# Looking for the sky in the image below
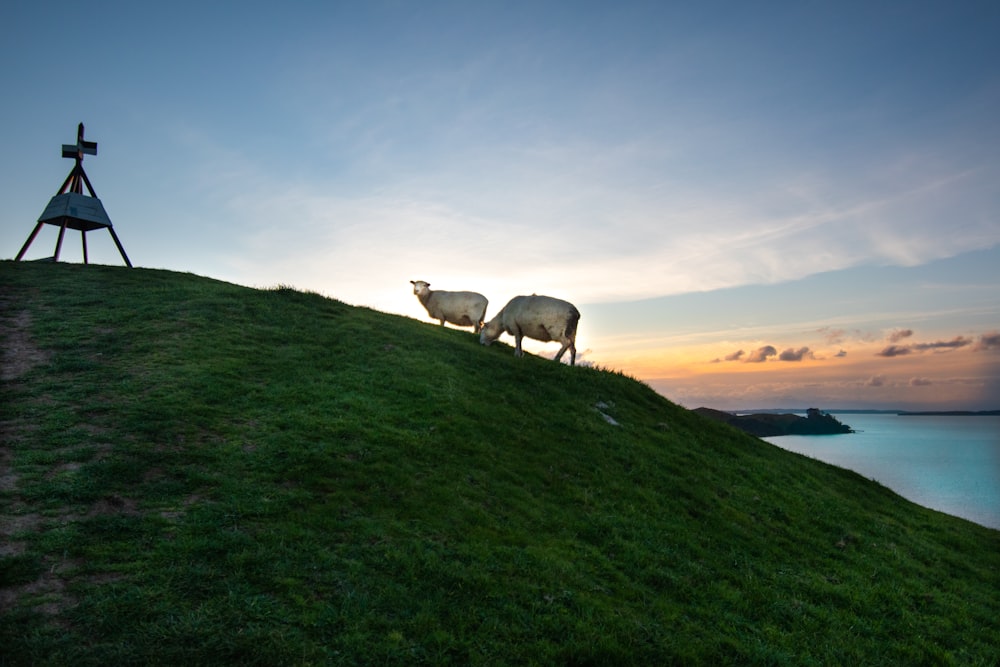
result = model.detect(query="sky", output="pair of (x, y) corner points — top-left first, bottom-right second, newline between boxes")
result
(2, 1), (998, 411)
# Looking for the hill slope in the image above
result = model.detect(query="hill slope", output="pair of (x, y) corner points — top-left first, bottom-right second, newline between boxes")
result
(1, 261), (998, 665)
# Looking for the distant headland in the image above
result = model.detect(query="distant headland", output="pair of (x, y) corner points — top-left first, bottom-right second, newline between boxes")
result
(897, 410), (1000, 416)
(693, 407), (854, 437)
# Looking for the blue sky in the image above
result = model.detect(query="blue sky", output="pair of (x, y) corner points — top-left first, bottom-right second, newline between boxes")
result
(3, 1), (998, 410)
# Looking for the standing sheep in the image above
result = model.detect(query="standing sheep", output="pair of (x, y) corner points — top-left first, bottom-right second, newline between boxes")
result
(410, 280), (489, 333)
(480, 295), (580, 365)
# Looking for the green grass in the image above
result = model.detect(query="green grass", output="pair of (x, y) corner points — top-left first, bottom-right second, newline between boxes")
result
(1, 260), (998, 666)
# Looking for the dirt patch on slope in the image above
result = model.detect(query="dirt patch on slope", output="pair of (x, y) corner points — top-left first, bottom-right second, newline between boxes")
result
(0, 302), (51, 382)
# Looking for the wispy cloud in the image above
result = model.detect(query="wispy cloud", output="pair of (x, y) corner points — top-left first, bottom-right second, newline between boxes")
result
(913, 337), (973, 352)
(746, 346), (778, 363)
(878, 336), (974, 357)
(169, 52), (1000, 309)
(973, 332), (1000, 351)
(779, 347), (814, 362)
(865, 375), (886, 387)
(888, 328), (914, 343)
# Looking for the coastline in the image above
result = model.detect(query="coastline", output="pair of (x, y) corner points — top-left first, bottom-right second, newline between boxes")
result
(762, 413), (1000, 530)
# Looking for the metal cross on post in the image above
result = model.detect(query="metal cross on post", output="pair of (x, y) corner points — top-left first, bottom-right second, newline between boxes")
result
(64, 122), (98, 158)
(15, 123), (132, 267)
(59, 122), (99, 194)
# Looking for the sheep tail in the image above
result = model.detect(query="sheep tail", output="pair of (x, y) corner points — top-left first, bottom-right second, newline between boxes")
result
(566, 307), (580, 339)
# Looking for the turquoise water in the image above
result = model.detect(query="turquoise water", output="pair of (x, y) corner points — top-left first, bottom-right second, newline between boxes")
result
(763, 414), (1000, 530)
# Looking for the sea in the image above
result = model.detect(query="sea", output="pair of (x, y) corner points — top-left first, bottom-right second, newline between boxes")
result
(761, 413), (1000, 531)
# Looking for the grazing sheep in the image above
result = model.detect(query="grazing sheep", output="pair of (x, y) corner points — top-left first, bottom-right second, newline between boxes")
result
(410, 280), (489, 333)
(480, 295), (580, 365)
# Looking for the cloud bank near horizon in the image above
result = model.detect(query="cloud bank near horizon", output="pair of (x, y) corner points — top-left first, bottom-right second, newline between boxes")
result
(710, 329), (999, 366)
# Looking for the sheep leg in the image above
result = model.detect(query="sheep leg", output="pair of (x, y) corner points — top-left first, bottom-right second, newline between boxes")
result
(514, 332), (524, 357)
(554, 340), (576, 366)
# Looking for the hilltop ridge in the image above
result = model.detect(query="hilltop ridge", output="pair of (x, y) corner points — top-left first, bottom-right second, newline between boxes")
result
(1, 260), (997, 665)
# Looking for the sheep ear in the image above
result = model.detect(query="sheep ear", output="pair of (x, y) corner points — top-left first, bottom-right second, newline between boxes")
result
(409, 280), (416, 285)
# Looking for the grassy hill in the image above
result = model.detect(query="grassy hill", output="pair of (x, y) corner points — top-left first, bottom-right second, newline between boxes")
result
(1, 260), (998, 666)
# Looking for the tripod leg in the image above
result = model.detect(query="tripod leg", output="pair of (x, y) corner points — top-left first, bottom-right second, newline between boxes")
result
(15, 222), (45, 261)
(53, 222), (68, 262)
(108, 228), (133, 268)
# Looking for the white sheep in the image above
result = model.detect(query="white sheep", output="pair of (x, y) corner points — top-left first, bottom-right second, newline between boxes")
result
(410, 280), (489, 333)
(479, 295), (580, 365)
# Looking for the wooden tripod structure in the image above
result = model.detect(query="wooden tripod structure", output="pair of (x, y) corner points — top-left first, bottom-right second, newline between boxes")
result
(15, 123), (132, 267)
